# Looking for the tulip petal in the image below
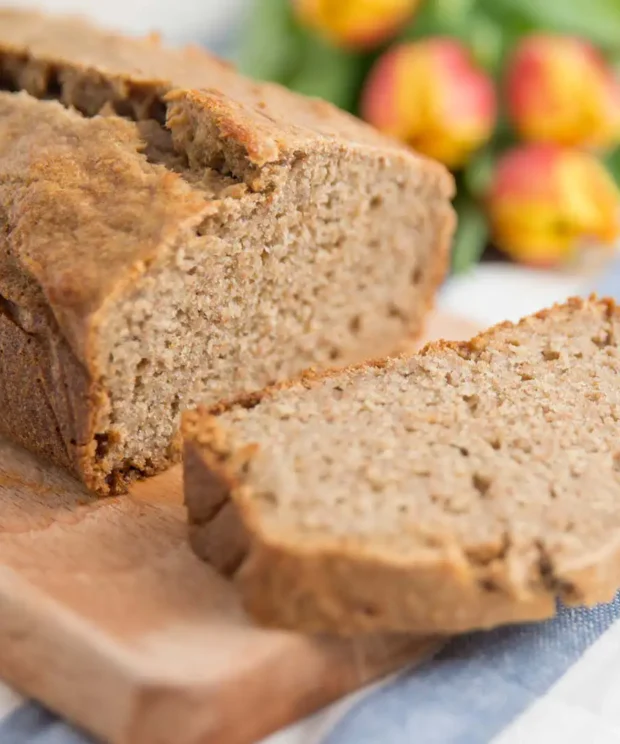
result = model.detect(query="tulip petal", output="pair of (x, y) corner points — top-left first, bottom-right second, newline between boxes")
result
(507, 34), (620, 150)
(295, 0), (419, 49)
(488, 144), (620, 267)
(362, 39), (496, 167)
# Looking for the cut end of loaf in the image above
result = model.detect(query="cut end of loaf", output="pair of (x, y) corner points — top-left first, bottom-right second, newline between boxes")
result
(87, 124), (452, 495)
(0, 12), (455, 496)
(185, 296), (620, 636)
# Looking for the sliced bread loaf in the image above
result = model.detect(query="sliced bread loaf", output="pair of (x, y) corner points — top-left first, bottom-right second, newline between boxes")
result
(0, 11), (454, 495)
(184, 297), (620, 635)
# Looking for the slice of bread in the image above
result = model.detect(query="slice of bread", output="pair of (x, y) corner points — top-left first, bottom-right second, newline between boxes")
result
(184, 297), (620, 635)
(0, 10), (454, 495)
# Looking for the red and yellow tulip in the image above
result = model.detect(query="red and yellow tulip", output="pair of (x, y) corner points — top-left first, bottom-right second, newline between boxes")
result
(487, 144), (620, 267)
(506, 35), (620, 151)
(361, 39), (497, 168)
(293, 0), (420, 50)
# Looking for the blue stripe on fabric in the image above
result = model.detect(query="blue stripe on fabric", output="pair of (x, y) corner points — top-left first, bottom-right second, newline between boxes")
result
(15, 602), (617, 744)
(0, 704), (93, 744)
(325, 597), (620, 744)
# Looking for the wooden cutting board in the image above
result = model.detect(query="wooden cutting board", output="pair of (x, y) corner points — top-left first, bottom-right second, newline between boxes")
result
(0, 311), (478, 744)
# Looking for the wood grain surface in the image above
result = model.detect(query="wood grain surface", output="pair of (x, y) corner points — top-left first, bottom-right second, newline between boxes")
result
(0, 311), (478, 744)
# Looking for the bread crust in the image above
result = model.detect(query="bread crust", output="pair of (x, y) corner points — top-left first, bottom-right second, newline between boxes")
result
(0, 9), (454, 495)
(184, 296), (620, 635)
(0, 7), (453, 181)
(0, 92), (210, 492)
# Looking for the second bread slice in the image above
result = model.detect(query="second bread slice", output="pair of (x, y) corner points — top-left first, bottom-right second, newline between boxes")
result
(184, 297), (620, 635)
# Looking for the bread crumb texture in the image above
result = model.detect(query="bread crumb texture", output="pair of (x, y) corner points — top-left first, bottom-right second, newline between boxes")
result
(0, 9), (454, 494)
(185, 297), (620, 635)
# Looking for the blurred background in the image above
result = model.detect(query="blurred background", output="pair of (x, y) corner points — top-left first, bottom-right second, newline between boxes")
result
(235, 0), (620, 278)
(1, 0), (247, 47)
(4, 0), (620, 323)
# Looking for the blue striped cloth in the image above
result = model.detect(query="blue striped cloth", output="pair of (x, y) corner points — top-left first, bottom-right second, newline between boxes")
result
(1, 261), (620, 744)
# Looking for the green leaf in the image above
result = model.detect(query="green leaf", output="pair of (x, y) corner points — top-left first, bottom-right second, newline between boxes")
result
(487, 0), (620, 53)
(467, 12), (507, 76)
(237, 0), (302, 84)
(401, 0), (477, 40)
(463, 148), (497, 198)
(400, 3), (508, 78)
(451, 197), (489, 274)
(287, 33), (365, 112)
(603, 148), (620, 187)
(476, 0), (537, 36)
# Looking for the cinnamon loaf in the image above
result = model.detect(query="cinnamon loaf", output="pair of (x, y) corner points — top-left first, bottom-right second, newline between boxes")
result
(0, 10), (454, 494)
(184, 297), (620, 635)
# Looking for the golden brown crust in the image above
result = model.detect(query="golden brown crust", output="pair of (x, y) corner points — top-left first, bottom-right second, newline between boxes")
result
(0, 92), (210, 349)
(0, 93), (209, 491)
(183, 410), (559, 635)
(417, 294), (616, 359)
(0, 310), (75, 471)
(0, 9), (454, 495)
(0, 7), (453, 190)
(184, 296), (620, 635)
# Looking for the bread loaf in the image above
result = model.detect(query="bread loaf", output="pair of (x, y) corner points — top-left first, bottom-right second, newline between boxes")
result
(184, 297), (620, 635)
(0, 10), (454, 494)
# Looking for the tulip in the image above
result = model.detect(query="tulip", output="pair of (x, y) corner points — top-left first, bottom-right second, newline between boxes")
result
(293, 0), (420, 50)
(361, 39), (497, 168)
(506, 35), (620, 151)
(487, 144), (620, 267)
